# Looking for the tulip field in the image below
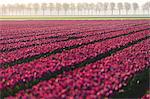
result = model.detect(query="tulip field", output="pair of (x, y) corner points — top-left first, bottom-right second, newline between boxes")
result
(0, 20), (150, 98)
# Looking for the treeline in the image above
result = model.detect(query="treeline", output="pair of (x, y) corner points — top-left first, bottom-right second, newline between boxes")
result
(0, 2), (150, 16)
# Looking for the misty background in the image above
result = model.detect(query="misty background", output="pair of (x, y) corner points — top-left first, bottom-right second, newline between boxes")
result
(0, 0), (149, 16)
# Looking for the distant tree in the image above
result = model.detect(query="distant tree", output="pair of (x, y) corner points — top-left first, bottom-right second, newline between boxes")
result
(89, 3), (95, 15)
(27, 3), (32, 15)
(117, 3), (123, 15)
(103, 2), (109, 14)
(20, 4), (26, 15)
(15, 4), (22, 15)
(48, 3), (54, 15)
(11, 4), (16, 15)
(132, 3), (139, 14)
(142, 2), (150, 15)
(147, 2), (150, 14)
(33, 3), (39, 15)
(110, 2), (115, 15)
(55, 3), (62, 16)
(6, 4), (12, 15)
(1, 2), (146, 16)
(12, 4), (17, 15)
(62, 3), (70, 15)
(70, 3), (76, 15)
(124, 2), (131, 15)
(142, 4), (146, 15)
(2, 4), (7, 16)
(0, 5), (1, 14)
(77, 3), (83, 15)
(96, 2), (103, 15)
(41, 3), (47, 16)
(82, 3), (88, 15)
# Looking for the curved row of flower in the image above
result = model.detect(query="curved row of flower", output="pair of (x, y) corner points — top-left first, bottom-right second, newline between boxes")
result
(0, 24), (149, 65)
(0, 29), (148, 92)
(0, 22), (107, 43)
(1, 20), (135, 35)
(0, 23), (119, 48)
(0, 21), (136, 48)
(0, 21), (114, 39)
(0, 20), (88, 34)
(6, 38), (150, 98)
(1, 20), (146, 45)
(0, 20), (149, 98)
(0, 20), (103, 31)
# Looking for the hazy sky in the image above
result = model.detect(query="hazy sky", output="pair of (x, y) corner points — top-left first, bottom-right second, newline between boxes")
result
(0, 0), (149, 5)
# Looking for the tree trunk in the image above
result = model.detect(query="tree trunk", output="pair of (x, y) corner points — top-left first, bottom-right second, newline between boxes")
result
(119, 9), (121, 15)
(49, 9), (53, 16)
(8, 8), (10, 15)
(78, 10), (80, 16)
(88, 10), (90, 15)
(126, 10), (128, 15)
(22, 9), (23, 15)
(57, 10), (59, 16)
(43, 9), (45, 16)
(65, 10), (67, 15)
(104, 10), (106, 15)
(112, 10), (113, 15)
(72, 10), (74, 16)
(29, 9), (32, 16)
(99, 10), (101, 15)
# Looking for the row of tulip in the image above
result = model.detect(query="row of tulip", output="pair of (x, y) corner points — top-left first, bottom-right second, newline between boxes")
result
(0, 20), (88, 31)
(0, 20), (137, 46)
(0, 20), (149, 98)
(0, 24), (149, 65)
(0, 29), (148, 92)
(1, 20), (135, 33)
(0, 20), (113, 38)
(1, 20), (146, 43)
(6, 37), (150, 98)
(0, 22), (106, 42)
(0, 23), (121, 48)
(1, 20), (105, 30)
(2, 20), (146, 32)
